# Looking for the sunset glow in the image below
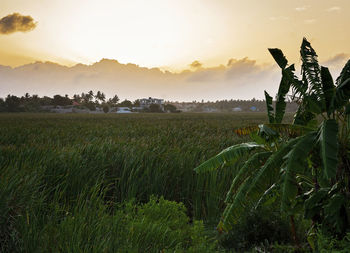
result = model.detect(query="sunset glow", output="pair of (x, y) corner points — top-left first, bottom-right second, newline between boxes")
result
(1, 0), (349, 70)
(0, 0), (349, 101)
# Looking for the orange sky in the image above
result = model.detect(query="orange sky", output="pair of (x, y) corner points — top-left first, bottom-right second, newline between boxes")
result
(0, 0), (349, 71)
(0, 0), (349, 101)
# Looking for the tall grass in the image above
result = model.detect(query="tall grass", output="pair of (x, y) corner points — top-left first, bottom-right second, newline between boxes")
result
(0, 113), (269, 251)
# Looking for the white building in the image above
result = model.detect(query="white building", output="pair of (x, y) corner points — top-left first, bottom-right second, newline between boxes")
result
(203, 106), (218, 113)
(51, 105), (73, 113)
(116, 107), (133, 113)
(232, 107), (242, 112)
(139, 97), (164, 110)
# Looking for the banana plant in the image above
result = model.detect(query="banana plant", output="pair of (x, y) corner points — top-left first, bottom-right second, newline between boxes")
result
(195, 38), (350, 238)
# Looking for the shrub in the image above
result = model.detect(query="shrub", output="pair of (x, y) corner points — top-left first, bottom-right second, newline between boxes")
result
(218, 207), (293, 252)
(119, 196), (218, 252)
(103, 105), (109, 113)
(164, 104), (177, 113)
(149, 104), (163, 112)
(84, 102), (96, 111)
(315, 231), (350, 252)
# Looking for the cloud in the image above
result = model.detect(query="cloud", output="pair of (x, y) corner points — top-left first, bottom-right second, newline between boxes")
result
(327, 6), (341, 12)
(189, 60), (203, 69)
(186, 57), (263, 83)
(226, 57), (261, 77)
(0, 13), (37, 35)
(0, 58), (282, 101)
(321, 53), (349, 77)
(322, 53), (349, 67)
(269, 16), (289, 21)
(295, 6), (308, 12)
(304, 19), (316, 24)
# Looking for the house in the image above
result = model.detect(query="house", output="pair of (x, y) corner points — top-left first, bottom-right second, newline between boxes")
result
(116, 107), (133, 113)
(72, 107), (90, 113)
(132, 106), (143, 112)
(89, 107), (104, 114)
(51, 105), (73, 113)
(250, 106), (258, 112)
(202, 106), (218, 113)
(232, 107), (242, 112)
(139, 97), (164, 110)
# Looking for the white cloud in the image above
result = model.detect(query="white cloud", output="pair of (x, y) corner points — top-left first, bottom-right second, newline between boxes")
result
(322, 53), (349, 67)
(269, 16), (289, 21)
(0, 58), (281, 101)
(327, 6), (341, 12)
(304, 19), (316, 24)
(295, 6), (308, 12)
(321, 53), (349, 77)
(1, 53), (347, 102)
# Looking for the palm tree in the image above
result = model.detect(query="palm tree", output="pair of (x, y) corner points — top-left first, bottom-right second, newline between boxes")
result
(95, 91), (106, 104)
(195, 38), (350, 242)
(108, 95), (119, 106)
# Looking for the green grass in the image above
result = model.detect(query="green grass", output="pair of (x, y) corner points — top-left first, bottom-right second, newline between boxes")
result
(0, 112), (285, 251)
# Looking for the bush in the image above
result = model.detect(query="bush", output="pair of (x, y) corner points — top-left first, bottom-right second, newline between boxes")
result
(315, 231), (350, 252)
(149, 104), (163, 112)
(118, 196), (218, 252)
(1, 187), (218, 252)
(218, 207), (293, 252)
(84, 102), (96, 111)
(164, 104), (178, 113)
(0, 113), (265, 251)
(103, 105), (109, 113)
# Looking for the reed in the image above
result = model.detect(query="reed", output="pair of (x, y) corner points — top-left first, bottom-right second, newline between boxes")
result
(0, 112), (268, 251)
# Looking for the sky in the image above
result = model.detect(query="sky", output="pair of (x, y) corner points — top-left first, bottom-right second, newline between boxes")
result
(0, 0), (349, 100)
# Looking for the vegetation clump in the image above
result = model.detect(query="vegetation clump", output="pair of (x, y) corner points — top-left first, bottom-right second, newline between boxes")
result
(195, 38), (350, 251)
(1, 38), (349, 251)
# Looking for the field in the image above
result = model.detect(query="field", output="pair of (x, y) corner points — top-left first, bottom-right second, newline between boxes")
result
(1, 113), (294, 252)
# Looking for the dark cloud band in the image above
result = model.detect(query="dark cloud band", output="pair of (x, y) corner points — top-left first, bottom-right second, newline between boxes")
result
(0, 13), (37, 35)
(189, 60), (203, 69)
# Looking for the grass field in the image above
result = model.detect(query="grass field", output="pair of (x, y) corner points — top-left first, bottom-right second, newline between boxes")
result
(1, 112), (291, 252)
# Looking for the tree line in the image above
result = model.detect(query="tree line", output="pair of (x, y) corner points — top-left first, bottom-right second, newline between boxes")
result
(0, 91), (180, 113)
(0, 91), (120, 112)
(0, 90), (298, 113)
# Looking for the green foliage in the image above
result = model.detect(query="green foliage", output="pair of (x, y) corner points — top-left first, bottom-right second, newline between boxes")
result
(119, 196), (218, 252)
(102, 104), (109, 113)
(268, 48), (288, 69)
(316, 231), (350, 252)
(275, 73), (291, 123)
(336, 60), (350, 86)
(267, 48), (294, 124)
(219, 207), (292, 252)
(300, 37), (322, 96)
(16, 192), (217, 252)
(264, 91), (275, 123)
(148, 103), (163, 112)
(1, 113), (268, 251)
(52, 94), (71, 106)
(220, 138), (299, 229)
(164, 103), (178, 113)
(281, 132), (317, 212)
(118, 99), (132, 107)
(333, 78), (350, 111)
(194, 142), (263, 173)
(318, 119), (339, 179)
(84, 102), (96, 111)
(320, 66), (335, 115)
(195, 38), (350, 249)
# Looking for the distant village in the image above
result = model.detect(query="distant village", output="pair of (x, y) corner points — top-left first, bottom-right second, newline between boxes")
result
(0, 91), (298, 113)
